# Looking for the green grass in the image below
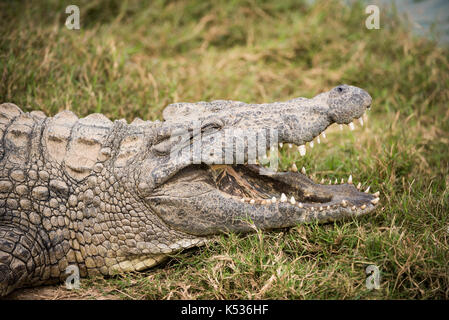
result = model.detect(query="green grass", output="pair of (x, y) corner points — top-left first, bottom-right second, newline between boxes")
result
(1, 0), (448, 299)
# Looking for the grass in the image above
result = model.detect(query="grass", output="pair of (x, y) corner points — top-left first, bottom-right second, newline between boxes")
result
(1, 0), (448, 299)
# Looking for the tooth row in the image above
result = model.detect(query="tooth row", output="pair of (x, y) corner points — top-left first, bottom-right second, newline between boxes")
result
(238, 193), (380, 209)
(275, 114), (367, 160)
(287, 168), (376, 197)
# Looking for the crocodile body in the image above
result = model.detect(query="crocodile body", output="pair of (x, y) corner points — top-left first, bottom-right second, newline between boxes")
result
(0, 84), (378, 296)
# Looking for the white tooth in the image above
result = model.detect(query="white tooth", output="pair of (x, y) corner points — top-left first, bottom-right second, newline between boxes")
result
(341, 178), (344, 184)
(334, 178), (338, 184)
(364, 186), (370, 193)
(301, 167), (306, 175)
(328, 180), (332, 185)
(279, 142), (283, 148)
(373, 191), (380, 197)
(361, 204), (366, 209)
(291, 163), (298, 172)
(298, 202), (303, 208)
(371, 198), (379, 204)
(348, 175), (353, 184)
(309, 141), (314, 148)
(298, 145), (306, 156)
(261, 200), (267, 205)
(341, 200), (348, 207)
(311, 207), (315, 211)
(240, 198), (245, 203)
(290, 196), (296, 204)
(280, 193), (287, 202)
(339, 124), (343, 131)
(327, 206), (330, 210)
(320, 178), (325, 183)
(351, 206), (356, 210)
(288, 143), (293, 148)
(317, 137), (321, 144)
(250, 199), (255, 204)
(322, 132), (326, 139)
(349, 122), (355, 131)
(359, 117), (364, 126)
(319, 206), (323, 211)
(357, 182), (361, 189)
(271, 197), (277, 203)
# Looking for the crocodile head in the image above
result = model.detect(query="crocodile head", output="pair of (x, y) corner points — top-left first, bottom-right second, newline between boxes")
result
(141, 84), (378, 236)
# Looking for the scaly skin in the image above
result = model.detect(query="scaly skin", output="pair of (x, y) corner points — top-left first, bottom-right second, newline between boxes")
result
(0, 84), (378, 296)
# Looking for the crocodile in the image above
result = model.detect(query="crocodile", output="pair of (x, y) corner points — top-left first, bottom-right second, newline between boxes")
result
(0, 84), (379, 296)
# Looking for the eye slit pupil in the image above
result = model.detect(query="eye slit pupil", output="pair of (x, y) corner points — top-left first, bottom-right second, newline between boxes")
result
(337, 86), (344, 93)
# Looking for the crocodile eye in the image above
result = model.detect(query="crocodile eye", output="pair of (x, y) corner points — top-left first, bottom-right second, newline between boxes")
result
(337, 86), (344, 93)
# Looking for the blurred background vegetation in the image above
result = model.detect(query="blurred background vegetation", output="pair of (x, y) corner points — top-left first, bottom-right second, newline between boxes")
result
(1, 0), (448, 299)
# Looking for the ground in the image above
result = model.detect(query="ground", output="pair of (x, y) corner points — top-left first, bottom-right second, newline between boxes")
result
(1, 0), (448, 299)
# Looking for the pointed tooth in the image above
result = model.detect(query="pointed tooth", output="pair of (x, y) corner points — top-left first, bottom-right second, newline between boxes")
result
(240, 198), (245, 203)
(309, 141), (314, 148)
(279, 142), (283, 148)
(351, 206), (356, 211)
(298, 145), (306, 156)
(326, 205), (330, 210)
(280, 193), (287, 202)
(359, 117), (364, 126)
(317, 136), (321, 144)
(348, 175), (353, 184)
(339, 124), (343, 131)
(341, 200), (348, 207)
(301, 166), (306, 175)
(371, 198), (379, 205)
(319, 206), (323, 211)
(250, 199), (255, 204)
(290, 196), (296, 205)
(271, 197), (277, 203)
(320, 178), (325, 183)
(334, 178), (338, 184)
(341, 178), (344, 184)
(328, 179), (332, 185)
(357, 182), (361, 189)
(361, 204), (366, 210)
(349, 122), (355, 130)
(364, 186), (370, 193)
(288, 143), (293, 148)
(298, 202), (303, 208)
(310, 207), (315, 211)
(321, 132), (326, 139)
(373, 191), (380, 197)
(291, 163), (298, 172)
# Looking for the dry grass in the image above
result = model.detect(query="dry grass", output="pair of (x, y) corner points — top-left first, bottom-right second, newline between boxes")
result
(1, 0), (448, 299)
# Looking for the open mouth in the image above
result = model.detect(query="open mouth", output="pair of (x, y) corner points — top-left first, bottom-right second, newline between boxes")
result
(154, 110), (379, 223)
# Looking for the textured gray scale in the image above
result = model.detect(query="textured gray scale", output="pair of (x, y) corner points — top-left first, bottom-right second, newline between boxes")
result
(63, 113), (112, 180)
(43, 110), (78, 164)
(3, 113), (35, 165)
